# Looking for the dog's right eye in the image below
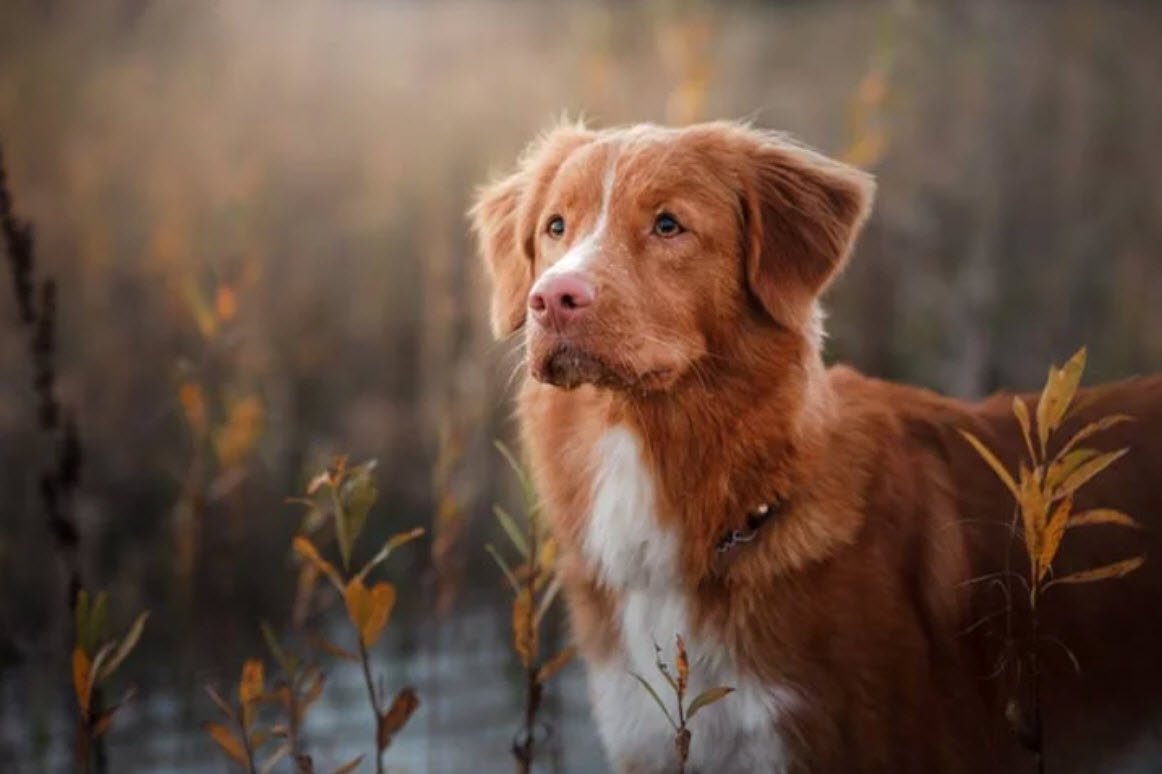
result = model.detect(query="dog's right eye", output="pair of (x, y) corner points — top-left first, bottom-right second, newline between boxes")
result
(547, 216), (565, 239)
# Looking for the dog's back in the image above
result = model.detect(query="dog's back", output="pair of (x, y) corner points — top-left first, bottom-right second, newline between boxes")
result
(891, 373), (1162, 771)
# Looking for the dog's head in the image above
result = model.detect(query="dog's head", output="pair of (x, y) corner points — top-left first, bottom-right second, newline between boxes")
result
(470, 121), (874, 393)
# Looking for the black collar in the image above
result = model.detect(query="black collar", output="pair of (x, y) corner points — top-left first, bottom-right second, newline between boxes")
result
(715, 499), (784, 554)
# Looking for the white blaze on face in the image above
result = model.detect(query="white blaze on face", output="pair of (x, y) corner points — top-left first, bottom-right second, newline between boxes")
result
(583, 425), (799, 773)
(530, 152), (619, 296)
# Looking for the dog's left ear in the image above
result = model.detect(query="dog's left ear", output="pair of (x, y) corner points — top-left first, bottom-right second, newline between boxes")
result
(741, 134), (875, 331)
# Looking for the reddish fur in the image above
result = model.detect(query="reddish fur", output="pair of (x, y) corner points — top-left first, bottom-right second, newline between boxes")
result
(471, 121), (1162, 773)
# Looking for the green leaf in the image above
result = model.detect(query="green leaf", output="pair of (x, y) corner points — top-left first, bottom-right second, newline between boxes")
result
(332, 486), (352, 573)
(493, 505), (530, 559)
(494, 440), (529, 495)
(74, 589), (90, 653)
(97, 611), (149, 683)
(959, 430), (1018, 497)
(260, 621), (294, 676)
(495, 439), (539, 517)
(630, 672), (678, 730)
(686, 686), (735, 720)
(88, 592), (108, 656)
(330, 754), (364, 774)
(341, 462), (378, 553)
(652, 642), (678, 693)
(485, 544), (520, 593)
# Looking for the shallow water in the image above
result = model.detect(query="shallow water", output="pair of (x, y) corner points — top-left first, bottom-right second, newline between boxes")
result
(0, 604), (608, 773)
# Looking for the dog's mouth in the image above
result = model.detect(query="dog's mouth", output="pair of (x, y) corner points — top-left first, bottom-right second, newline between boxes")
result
(531, 342), (675, 393)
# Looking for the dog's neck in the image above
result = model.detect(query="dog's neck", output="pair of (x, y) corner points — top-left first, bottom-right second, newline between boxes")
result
(607, 325), (850, 582)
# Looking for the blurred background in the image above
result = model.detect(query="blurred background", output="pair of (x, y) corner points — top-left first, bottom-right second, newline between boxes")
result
(1, 0), (1160, 771)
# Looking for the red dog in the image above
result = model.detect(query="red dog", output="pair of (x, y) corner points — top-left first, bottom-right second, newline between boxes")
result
(471, 121), (1162, 773)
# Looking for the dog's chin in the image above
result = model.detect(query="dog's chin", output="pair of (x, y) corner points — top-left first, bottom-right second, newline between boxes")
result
(530, 343), (678, 394)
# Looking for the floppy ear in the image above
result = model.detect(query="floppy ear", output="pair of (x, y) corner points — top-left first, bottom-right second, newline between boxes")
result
(471, 172), (529, 338)
(741, 134), (875, 331)
(470, 125), (595, 338)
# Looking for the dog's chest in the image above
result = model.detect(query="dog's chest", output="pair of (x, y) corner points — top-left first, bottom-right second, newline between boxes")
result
(579, 426), (797, 773)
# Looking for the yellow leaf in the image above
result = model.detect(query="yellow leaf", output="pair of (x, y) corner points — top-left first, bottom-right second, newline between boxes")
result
(1059, 414), (1133, 457)
(91, 708), (116, 738)
(1038, 497), (1072, 582)
(1017, 466), (1046, 570)
(72, 647), (91, 714)
(1035, 365), (1058, 453)
(536, 647), (575, 685)
(344, 579), (396, 648)
(292, 536), (343, 591)
(215, 285), (238, 322)
(355, 527), (425, 583)
(306, 471), (332, 496)
(1036, 348), (1086, 451)
(1055, 448), (1128, 499)
(97, 611), (149, 683)
(377, 687), (419, 751)
(306, 631), (360, 663)
(1045, 556), (1145, 590)
(238, 659), (263, 730)
(239, 659), (265, 706)
(537, 537), (558, 576)
(178, 383), (207, 435)
(675, 635), (689, 697)
(203, 721), (248, 766)
(1045, 448), (1099, 494)
(686, 686), (735, 720)
(512, 586), (536, 668)
(1011, 397), (1036, 464)
(1067, 509), (1141, 529)
(182, 279), (218, 340)
(959, 430), (1018, 497)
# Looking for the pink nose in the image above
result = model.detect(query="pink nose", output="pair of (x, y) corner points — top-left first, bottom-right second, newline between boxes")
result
(528, 272), (596, 331)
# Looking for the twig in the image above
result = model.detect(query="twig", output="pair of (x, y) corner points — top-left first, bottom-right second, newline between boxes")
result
(1, 143), (94, 770)
(356, 637), (385, 774)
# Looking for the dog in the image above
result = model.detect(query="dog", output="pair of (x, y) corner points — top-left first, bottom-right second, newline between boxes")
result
(470, 121), (1162, 773)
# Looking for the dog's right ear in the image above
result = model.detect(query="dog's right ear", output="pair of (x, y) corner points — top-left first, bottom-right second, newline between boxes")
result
(470, 124), (594, 338)
(471, 171), (529, 338)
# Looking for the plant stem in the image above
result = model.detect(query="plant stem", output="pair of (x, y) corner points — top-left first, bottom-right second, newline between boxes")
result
(515, 498), (541, 774)
(3, 144), (99, 773)
(237, 711), (258, 774)
(286, 674), (303, 760)
(675, 675), (688, 773)
(1031, 598), (1045, 774)
(356, 637), (384, 774)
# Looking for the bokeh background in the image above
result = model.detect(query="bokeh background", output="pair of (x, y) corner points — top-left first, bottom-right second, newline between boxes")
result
(2, 0), (1161, 771)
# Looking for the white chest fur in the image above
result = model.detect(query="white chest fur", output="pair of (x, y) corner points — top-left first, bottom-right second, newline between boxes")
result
(581, 426), (797, 773)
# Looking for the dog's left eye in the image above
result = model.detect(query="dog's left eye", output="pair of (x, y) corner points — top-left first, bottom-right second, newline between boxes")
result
(653, 212), (683, 238)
